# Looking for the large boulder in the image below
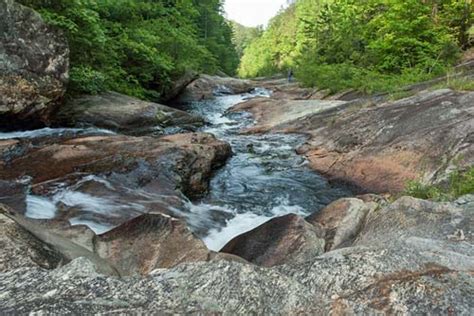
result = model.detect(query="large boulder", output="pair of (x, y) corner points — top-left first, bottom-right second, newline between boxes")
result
(354, 196), (473, 251)
(160, 70), (199, 103)
(94, 213), (210, 275)
(175, 75), (254, 103)
(52, 91), (204, 135)
(221, 214), (325, 267)
(306, 197), (379, 251)
(0, 214), (65, 272)
(0, 0), (69, 130)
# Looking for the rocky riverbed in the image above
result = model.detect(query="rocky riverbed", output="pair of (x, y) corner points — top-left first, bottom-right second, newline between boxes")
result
(1, 1), (473, 314)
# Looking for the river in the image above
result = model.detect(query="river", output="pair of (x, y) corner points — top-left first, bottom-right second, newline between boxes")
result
(1, 88), (351, 251)
(180, 89), (352, 250)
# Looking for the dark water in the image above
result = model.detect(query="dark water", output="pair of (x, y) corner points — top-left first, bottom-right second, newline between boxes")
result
(182, 89), (352, 250)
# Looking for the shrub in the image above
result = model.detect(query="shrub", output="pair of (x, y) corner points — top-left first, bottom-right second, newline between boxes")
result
(69, 66), (107, 95)
(404, 167), (474, 201)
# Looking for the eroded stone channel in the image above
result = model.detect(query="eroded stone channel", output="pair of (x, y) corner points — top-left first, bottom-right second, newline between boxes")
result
(0, 89), (352, 252)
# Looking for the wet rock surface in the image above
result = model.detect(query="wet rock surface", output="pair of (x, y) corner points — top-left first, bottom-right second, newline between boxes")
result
(1, 204), (211, 276)
(53, 91), (204, 135)
(0, 131), (231, 278)
(1, 195), (472, 314)
(0, 0), (69, 130)
(0, 132), (231, 197)
(232, 88), (474, 194)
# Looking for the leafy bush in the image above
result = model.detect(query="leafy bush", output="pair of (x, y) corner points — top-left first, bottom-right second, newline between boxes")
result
(69, 66), (107, 95)
(296, 63), (437, 94)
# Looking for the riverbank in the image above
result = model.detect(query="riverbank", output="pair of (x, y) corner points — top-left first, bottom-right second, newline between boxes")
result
(230, 73), (474, 195)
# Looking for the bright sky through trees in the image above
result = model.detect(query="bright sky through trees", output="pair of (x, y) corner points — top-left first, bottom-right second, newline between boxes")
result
(224, 0), (289, 27)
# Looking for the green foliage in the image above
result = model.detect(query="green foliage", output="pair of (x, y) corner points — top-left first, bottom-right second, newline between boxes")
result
(69, 65), (107, 95)
(239, 0), (471, 93)
(404, 167), (474, 201)
(404, 181), (448, 201)
(238, 4), (299, 77)
(450, 168), (474, 197)
(230, 21), (263, 58)
(19, 0), (238, 98)
(296, 63), (435, 94)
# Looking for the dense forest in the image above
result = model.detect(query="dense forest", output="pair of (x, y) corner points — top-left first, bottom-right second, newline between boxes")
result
(239, 0), (473, 93)
(18, 0), (239, 100)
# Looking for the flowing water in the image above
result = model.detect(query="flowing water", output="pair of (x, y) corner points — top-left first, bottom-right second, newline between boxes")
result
(0, 127), (115, 140)
(182, 89), (352, 250)
(2, 89), (351, 251)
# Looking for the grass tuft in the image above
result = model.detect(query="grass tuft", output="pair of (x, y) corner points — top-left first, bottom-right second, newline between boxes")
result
(404, 167), (474, 201)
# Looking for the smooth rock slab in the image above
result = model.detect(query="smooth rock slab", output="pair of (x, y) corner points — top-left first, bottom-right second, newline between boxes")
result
(53, 91), (204, 135)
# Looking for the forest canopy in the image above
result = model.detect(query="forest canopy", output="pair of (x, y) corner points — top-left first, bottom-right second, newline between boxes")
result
(18, 0), (239, 100)
(239, 0), (473, 93)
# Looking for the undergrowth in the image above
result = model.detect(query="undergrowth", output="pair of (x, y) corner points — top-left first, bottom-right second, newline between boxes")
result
(404, 167), (474, 201)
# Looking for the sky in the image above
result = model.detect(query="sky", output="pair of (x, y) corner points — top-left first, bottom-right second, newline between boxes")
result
(224, 0), (289, 27)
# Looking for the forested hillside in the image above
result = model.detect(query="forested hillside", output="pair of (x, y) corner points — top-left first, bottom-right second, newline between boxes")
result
(239, 0), (473, 93)
(18, 0), (239, 100)
(230, 21), (263, 58)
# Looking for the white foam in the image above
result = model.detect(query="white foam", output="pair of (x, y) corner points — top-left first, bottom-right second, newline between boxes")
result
(25, 195), (57, 219)
(0, 127), (115, 140)
(202, 197), (307, 251)
(171, 201), (235, 231)
(23, 175), (147, 233)
(206, 113), (233, 125)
